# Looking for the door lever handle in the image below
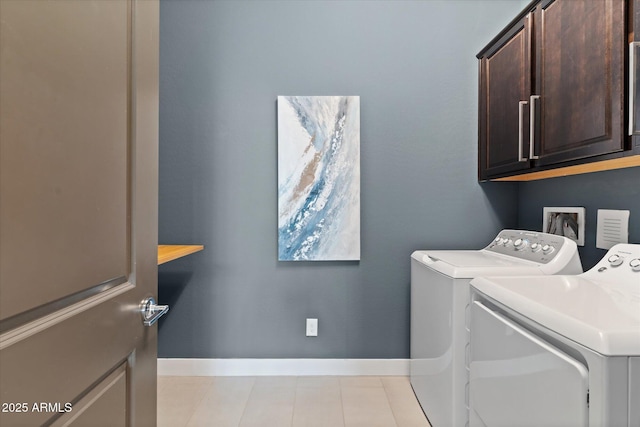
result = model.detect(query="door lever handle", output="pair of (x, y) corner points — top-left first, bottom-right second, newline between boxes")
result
(140, 297), (169, 326)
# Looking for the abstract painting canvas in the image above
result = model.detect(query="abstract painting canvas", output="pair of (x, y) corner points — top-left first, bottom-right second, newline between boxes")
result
(277, 96), (360, 261)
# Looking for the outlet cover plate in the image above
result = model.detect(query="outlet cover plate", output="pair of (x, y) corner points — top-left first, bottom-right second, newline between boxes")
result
(306, 318), (318, 337)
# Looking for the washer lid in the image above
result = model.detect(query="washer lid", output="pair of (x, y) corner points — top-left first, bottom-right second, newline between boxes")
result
(412, 250), (542, 279)
(471, 275), (640, 356)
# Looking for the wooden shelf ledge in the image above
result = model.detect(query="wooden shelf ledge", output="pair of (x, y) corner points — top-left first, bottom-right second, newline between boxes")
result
(158, 245), (204, 265)
(492, 155), (640, 182)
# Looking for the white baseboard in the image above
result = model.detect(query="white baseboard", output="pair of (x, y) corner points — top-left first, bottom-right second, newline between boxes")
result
(157, 358), (410, 377)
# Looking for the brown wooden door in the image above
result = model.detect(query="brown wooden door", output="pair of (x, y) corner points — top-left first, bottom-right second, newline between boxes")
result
(0, 1), (159, 426)
(478, 13), (533, 180)
(533, 0), (625, 165)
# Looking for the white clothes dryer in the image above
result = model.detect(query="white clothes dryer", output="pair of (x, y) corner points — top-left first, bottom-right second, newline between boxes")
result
(410, 229), (582, 427)
(469, 243), (640, 427)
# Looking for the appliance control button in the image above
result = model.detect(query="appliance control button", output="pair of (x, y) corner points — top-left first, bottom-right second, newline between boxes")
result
(542, 245), (555, 255)
(608, 254), (624, 266)
(494, 237), (502, 243)
(514, 239), (528, 250)
(608, 254), (624, 267)
(531, 243), (541, 252)
(503, 239), (512, 246)
(630, 258), (640, 272)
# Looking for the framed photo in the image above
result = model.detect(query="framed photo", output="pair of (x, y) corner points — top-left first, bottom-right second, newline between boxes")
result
(542, 207), (585, 246)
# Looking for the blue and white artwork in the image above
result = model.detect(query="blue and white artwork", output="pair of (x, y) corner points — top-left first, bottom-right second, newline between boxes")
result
(278, 96), (360, 261)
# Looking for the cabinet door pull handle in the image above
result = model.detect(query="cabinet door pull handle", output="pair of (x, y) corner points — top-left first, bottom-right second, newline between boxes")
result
(518, 100), (528, 162)
(529, 95), (540, 159)
(630, 42), (639, 136)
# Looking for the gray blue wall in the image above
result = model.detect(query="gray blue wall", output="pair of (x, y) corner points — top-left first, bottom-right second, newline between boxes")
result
(518, 167), (640, 270)
(157, 0), (528, 358)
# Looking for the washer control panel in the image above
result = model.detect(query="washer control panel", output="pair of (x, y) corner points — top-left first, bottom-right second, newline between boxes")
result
(485, 230), (569, 264)
(589, 244), (640, 277)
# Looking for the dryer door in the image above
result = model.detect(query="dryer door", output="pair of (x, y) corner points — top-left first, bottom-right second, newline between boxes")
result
(469, 300), (589, 427)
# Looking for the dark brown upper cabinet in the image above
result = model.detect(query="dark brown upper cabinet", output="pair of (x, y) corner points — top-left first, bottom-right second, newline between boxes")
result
(478, 0), (638, 181)
(478, 12), (532, 179)
(630, 1), (640, 149)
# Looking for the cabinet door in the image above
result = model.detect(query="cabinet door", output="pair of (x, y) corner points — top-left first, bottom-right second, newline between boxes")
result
(630, 3), (640, 153)
(533, 0), (625, 165)
(479, 14), (532, 180)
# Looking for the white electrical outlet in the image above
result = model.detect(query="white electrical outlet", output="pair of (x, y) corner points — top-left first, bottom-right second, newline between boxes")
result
(306, 318), (318, 337)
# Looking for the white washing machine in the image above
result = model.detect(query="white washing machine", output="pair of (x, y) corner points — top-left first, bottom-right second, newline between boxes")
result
(469, 243), (640, 427)
(410, 229), (582, 427)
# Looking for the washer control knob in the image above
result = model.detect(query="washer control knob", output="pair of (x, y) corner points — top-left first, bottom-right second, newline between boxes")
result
(495, 236), (502, 243)
(630, 258), (640, 272)
(608, 254), (624, 267)
(514, 238), (527, 250)
(503, 239), (512, 247)
(542, 244), (555, 255)
(531, 243), (541, 252)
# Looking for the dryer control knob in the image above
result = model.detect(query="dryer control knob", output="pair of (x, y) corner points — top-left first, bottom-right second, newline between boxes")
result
(608, 254), (624, 267)
(630, 258), (640, 272)
(514, 239), (528, 250)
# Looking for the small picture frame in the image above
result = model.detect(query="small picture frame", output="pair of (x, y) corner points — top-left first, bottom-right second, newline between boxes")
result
(542, 207), (585, 246)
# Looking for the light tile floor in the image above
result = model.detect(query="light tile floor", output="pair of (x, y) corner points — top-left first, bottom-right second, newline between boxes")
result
(158, 376), (431, 427)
